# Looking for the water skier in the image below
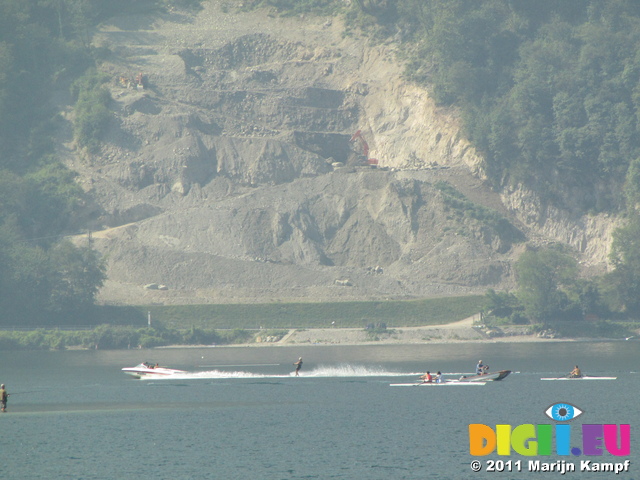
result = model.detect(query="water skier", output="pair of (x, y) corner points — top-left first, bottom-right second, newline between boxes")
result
(294, 357), (303, 376)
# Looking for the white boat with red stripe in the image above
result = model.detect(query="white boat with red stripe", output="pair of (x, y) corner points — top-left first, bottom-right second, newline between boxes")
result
(122, 362), (186, 379)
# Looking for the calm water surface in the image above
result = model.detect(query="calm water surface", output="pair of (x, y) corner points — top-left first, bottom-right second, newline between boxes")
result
(0, 341), (638, 480)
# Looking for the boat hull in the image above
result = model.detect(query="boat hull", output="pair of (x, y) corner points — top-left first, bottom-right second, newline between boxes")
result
(390, 381), (486, 386)
(541, 376), (617, 381)
(121, 364), (186, 379)
(459, 370), (511, 382)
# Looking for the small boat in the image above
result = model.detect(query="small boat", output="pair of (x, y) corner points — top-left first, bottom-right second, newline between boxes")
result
(390, 381), (487, 387)
(121, 363), (186, 379)
(458, 370), (511, 382)
(541, 375), (617, 381)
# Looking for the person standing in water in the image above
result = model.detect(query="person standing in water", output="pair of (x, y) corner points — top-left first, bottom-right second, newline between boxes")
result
(0, 384), (8, 412)
(294, 357), (303, 376)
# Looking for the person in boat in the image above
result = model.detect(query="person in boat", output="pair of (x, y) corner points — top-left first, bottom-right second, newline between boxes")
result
(569, 365), (582, 378)
(0, 384), (8, 412)
(294, 357), (303, 376)
(435, 371), (443, 383)
(420, 371), (433, 383)
(476, 360), (485, 375)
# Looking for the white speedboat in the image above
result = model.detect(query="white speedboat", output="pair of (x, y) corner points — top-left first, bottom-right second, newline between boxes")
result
(122, 363), (186, 379)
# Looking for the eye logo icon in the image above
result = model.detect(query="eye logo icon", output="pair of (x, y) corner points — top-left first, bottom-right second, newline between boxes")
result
(544, 402), (583, 422)
(471, 402), (630, 457)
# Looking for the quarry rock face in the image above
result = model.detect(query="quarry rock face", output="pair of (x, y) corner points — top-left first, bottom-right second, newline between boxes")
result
(64, 2), (615, 305)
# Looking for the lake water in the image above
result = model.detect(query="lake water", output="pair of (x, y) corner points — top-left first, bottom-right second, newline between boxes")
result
(0, 341), (638, 479)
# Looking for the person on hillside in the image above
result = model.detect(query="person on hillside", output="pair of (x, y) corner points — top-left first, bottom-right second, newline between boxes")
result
(1, 384), (8, 412)
(420, 371), (433, 383)
(569, 365), (582, 378)
(294, 357), (303, 376)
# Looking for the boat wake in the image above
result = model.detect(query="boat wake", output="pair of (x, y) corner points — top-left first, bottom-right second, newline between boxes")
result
(294, 365), (418, 378)
(139, 364), (422, 380)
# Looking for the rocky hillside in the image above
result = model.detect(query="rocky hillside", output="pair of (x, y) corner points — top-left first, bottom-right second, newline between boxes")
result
(63, 2), (617, 305)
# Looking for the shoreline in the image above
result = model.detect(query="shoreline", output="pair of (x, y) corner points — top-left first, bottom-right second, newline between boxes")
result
(157, 319), (625, 348)
(158, 333), (617, 349)
(245, 317), (586, 347)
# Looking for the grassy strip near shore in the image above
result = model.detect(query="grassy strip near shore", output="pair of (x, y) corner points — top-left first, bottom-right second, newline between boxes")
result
(0, 325), (257, 351)
(141, 296), (485, 329)
(0, 296), (486, 350)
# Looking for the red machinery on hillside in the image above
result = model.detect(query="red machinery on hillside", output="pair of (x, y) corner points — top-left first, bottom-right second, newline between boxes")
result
(349, 130), (379, 167)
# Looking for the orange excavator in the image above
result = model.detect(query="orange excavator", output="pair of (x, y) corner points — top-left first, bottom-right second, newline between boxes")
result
(349, 130), (379, 167)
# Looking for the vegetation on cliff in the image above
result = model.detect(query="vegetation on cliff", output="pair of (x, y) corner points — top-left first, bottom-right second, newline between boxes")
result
(0, 0), (183, 325)
(388, 1), (640, 216)
(396, 0), (640, 322)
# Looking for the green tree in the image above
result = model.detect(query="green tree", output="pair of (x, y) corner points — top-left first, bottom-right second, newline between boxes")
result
(23, 158), (84, 240)
(71, 68), (111, 152)
(391, 0), (640, 214)
(515, 248), (578, 323)
(567, 278), (607, 319)
(0, 0), (182, 326)
(623, 157), (640, 212)
(607, 215), (640, 314)
(483, 288), (523, 321)
(47, 240), (106, 314)
(5, 241), (52, 322)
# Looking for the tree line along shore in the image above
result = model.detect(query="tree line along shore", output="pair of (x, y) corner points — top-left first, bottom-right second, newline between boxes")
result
(1, 295), (636, 350)
(0, 296), (485, 350)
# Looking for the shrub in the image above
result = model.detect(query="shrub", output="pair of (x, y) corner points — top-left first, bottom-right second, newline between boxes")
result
(138, 335), (166, 348)
(71, 69), (112, 152)
(218, 329), (253, 344)
(242, 0), (344, 16)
